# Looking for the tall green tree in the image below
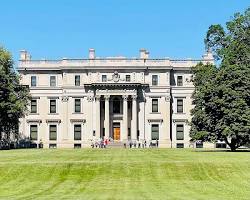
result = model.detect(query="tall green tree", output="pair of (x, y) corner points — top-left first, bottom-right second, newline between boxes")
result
(0, 47), (30, 144)
(190, 8), (250, 151)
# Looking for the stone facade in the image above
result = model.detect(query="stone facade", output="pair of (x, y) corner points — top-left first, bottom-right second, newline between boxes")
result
(18, 49), (214, 148)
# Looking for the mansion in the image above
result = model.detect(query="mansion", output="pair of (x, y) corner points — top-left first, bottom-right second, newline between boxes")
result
(18, 49), (214, 148)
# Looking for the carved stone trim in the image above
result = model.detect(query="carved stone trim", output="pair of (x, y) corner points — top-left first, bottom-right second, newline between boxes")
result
(173, 119), (188, 124)
(148, 119), (163, 123)
(70, 119), (86, 123)
(26, 119), (42, 124)
(46, 119), (61, 123)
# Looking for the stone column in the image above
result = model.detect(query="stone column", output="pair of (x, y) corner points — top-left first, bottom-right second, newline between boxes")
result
(104, 95), (110, 139)
(139, 95), (145, 141)
(95, 95), (101, 139)
(160, 95), (171, 147)
(122, 95), (128, 141)
(131, 95), (137, 141)
(62, 96), (69, 140)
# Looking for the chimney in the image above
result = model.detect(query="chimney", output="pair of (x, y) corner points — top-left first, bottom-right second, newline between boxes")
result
(20, 50), (31, 61)
(89, 48), (95, 59)
(140, 49), (149, 59)
(202, 49), (214, 64)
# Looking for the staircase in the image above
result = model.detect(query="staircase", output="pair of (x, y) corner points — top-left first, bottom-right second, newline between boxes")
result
(107, 141), (125, 148)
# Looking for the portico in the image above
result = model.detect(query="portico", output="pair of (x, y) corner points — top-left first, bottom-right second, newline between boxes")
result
(86, 84), (143, 142)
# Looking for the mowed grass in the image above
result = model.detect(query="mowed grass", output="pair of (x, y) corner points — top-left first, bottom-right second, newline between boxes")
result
(0, 149), (249, 200)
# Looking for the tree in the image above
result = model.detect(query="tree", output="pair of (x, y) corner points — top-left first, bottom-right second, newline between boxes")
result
(0, 47), (30, 147)
(190, 8), (250, 151)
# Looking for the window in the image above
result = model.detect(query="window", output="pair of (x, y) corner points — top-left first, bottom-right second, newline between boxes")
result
(31, 76), (36, 87)
(177, 76), (183, 86)
(176, 143), (184, 148)
(176, 124), (184, 140)
(74, 124), (81, 140)
(177, 99), (183, 113)
(49, 144), (57, 148)
(30, 125), (38, 140)
(74, 144), (81, 148)
(126, 75), (131, 82)
(31, 99), (37, 113)
(196, 141), (203, 148)
(152, 99), (158, 113)
(152, 75), (158, 86)
(216, 143), (226, 148)
(49, 125), (57, 140)
(102, 75), (107, 82)
(74, 99), (81, 113)
(50, 76), (56, 86)
(50, 99), (56, 113)
(113, 98), (120, 114)
(75, 75), (80, 86)
(151, 124), (159, 140)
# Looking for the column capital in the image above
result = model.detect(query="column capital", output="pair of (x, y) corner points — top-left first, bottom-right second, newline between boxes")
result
(104, 95), (110, 100)
(122, 95), (128, 101)
(132, 95), (137, 100)
(95, 95), (101, 101)
(165, 95), (171, 102)
(62, 96), (69, 102)
(87, 96), (94, 102)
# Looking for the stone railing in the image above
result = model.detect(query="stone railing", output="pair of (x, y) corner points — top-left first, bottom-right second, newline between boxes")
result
(19, 58), (212, 69)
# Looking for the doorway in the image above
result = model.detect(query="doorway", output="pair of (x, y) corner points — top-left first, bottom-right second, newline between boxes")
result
(113, 122), (120, 140)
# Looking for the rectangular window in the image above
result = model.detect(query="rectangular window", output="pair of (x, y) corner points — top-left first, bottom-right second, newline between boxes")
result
(31, 99), (37, 113)
(30, 125), (38, 140)
(50, 99), (56, 113)
(75, 75), (80, 86)
(49, 144), (57, 148)
(177, 99), (183, 113)
(102, 75), (107, 82)
(176, 124), (184, 140)
(196, 141), (203, 148)
(74, 144), (81, 148)
(152, 99), (158, 113)
(31, 76), (37, 87)
(126, 75), (131, 82)
(74, 124), (81, 140)
(177, 76), (183, 86)
(176, 143), (184, 148)
(74, 99), (81, 113)
(50, 76), (56, 87)
(151, 124), (159, 140)
(49, 125), (57, 140)
(152, 75), (158, 86)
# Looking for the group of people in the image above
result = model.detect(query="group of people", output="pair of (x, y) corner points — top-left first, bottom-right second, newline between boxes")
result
(90, 138), (159, 148)
(91, 138), (109, 148)
(124, 139), (159, 148)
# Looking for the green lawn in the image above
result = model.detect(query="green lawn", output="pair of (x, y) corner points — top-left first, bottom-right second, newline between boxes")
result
(0, 149), (249, 200)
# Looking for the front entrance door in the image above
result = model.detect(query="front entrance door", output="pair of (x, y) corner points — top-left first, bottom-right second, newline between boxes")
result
(113, 127), (120, 140)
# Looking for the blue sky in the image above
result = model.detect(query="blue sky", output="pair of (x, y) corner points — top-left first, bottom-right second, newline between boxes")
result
(1, 0), (249, 64)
